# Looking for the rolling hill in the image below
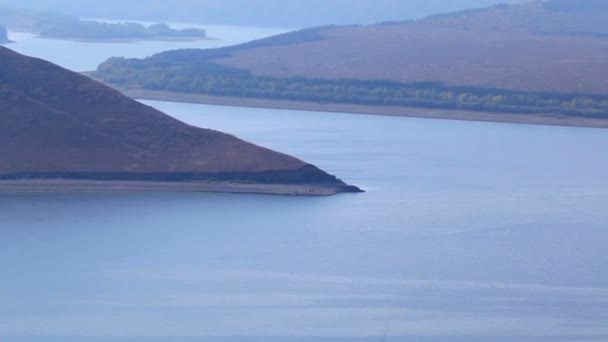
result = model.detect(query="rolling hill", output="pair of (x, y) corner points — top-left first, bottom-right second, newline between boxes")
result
(0, 47), (360, 195)
(179, 0), (608, 94)
(94, 0), (608, 125)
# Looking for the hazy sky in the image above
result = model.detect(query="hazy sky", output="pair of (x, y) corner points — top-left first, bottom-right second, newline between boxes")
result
(0, 0), (525, 27)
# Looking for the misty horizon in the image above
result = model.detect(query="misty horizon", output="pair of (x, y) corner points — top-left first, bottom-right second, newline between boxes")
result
(0, 0), (525, 28)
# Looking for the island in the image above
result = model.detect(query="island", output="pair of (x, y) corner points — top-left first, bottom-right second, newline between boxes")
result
(0, 7), (206, 42)
(0, 24), (12, 44)
(37, 21), (207, 42)
(0, 46), (361, 196)
(94, 0), (608, 128)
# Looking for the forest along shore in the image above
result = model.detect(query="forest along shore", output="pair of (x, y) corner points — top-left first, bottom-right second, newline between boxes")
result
(119, 87), (608, 129)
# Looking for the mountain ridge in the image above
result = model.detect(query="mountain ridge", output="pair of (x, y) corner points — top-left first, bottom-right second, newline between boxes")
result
(419, 0), (608, 36)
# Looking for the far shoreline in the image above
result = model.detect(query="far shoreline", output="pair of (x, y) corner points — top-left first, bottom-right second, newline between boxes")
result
(35, 35), (217, 44)
(115, 88), (608, 130)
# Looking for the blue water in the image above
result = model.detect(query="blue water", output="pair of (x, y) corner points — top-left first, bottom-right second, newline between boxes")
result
(6, 23), (288, 71)
(2, 24), (608, 341)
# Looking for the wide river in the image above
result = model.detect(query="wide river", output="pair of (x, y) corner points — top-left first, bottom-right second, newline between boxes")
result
(2, 24), (608, 341)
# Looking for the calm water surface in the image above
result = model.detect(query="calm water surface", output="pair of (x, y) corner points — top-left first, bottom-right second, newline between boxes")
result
(7, 23), (289, 71)
(1, 25), (608, 341)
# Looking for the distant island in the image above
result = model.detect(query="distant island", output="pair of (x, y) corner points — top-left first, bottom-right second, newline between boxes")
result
(0, 24), (12, 43)
(0, 7), (207, 42)
(94, 0), (608, 128)
(38, 22), (207, 42)
(0, 46), (361, 195)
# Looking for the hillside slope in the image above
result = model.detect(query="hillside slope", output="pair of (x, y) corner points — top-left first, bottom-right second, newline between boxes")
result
(210, 1), (608, 95)
(94, 0), (608, 122)
(0, 47), (359, 194)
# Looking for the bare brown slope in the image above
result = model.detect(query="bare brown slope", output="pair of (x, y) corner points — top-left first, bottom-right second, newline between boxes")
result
(0, 47), (357, 191)
(214, 1), (608, 95)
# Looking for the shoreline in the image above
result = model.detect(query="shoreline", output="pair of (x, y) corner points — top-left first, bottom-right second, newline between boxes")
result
(0, 180), (355, 196)
(35, 35), (216, 43)
(118, 88), (608, 129)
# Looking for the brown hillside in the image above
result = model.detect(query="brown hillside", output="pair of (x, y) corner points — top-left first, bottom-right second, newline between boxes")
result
(0, 47), (357, 191)
(213, 1), (608, 95)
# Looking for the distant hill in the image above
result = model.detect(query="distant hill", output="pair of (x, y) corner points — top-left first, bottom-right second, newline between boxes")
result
(0, 47), (359, 194)
(95, 0), (608, 121)
(0, 0), (522, 28)
(544, 0), (608, 13)
(422, 0), (608, 36)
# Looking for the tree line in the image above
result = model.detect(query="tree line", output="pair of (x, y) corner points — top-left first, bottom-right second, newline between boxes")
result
(96, 56), (608, 118)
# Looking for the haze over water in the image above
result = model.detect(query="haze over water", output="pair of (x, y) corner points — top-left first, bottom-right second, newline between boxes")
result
(2, 24), (608, 341)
